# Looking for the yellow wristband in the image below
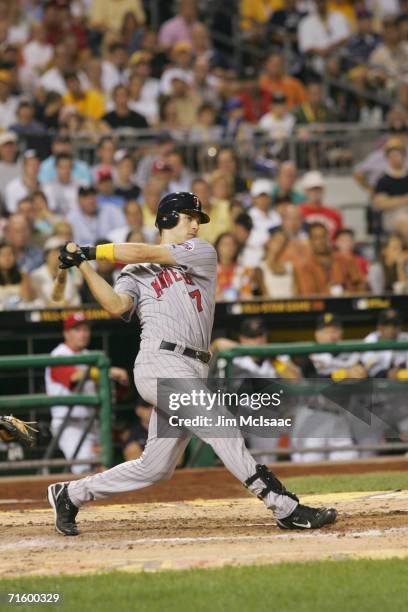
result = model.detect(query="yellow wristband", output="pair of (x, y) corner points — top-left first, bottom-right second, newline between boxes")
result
(331, 368), (347, 381)
(89, 367), (100, 381)
(96, 243), (115, 262)
(396, 369), (408, 381)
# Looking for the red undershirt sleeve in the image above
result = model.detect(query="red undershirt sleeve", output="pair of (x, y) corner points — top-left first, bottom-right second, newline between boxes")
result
(50, 365), (78, 389)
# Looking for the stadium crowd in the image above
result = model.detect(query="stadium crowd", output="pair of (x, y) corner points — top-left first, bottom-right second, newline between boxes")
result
(0, 1), (408, 308)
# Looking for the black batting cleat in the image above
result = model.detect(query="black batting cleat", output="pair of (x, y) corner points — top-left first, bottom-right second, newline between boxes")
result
(47, 483), (79, 536)
(277, 504), (337, 530)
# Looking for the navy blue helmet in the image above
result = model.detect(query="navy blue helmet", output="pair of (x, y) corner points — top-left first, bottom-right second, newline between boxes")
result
(155, 192), (210, 230)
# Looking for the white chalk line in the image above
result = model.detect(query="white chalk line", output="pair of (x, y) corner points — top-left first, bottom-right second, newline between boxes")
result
(2, 526), (408, 552)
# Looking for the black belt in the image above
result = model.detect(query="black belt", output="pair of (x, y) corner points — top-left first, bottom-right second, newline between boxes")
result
(160, 340), (211, 364)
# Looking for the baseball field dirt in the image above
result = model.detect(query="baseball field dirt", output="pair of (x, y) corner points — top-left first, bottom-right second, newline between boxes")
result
(1, 463), (407, 577)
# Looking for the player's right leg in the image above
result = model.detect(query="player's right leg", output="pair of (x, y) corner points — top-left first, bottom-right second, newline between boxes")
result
(48, 409), (191, 535)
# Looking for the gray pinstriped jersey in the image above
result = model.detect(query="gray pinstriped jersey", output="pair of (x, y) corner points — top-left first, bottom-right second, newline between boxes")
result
(114, 237), (217, 351)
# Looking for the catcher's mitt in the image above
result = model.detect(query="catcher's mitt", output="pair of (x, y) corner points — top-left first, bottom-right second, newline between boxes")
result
(0, 415), (37, 448)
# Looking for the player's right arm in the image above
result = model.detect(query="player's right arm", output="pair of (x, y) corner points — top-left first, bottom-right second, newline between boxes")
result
(86, 242), (177, 266)
(78, 261), (133, 316)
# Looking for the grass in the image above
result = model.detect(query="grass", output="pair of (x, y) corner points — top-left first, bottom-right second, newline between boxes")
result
(1, 559), (407, 612)
(281, 470), (408, 496)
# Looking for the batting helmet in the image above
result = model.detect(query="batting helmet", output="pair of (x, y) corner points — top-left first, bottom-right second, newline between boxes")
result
(155, 192), (210, 230)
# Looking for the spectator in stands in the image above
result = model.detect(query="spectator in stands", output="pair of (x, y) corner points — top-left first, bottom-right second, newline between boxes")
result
(158, 0), (199, 50)
(107, 199), (155, 244)
(53, 219), (74, 243)
(191, 177), (232, 244)
(192, 56), (221, 108)
(38, 91), (63, 131)
(43, 153), (81, 216)
(242, 179), (281, 267)
(214, 232), (254, 301)
(128, 50), (160, 116)
(0, 131), (20, 201)
(190, 102), (222, 143)
(5, 150), (40, 215)
(168, 71), (201, 130)
(84, 57), (104, 97)
(95, 169), (124, 208)
(258, 92), (296, 142)
(113, 150), (141, 204)
(254, 226), (296, 298)
(267, 1), (306, 54)
(16, 196), (46, 249)
(208, 170), (233, 214)
(39, 43), (71, 95)
(0, 241), (33, 309)
(368, 16), (408, 93)
(80, 239), (122, 305)
(150, 158), (172, 193)
(3, 213), (43, 274)
(120, 11), (144, 56)
(272, 161), (306, 207)
(31, 236), (81, 307)
(167, 150), (193, 192)
(134, 132), (175, 188)
(62, 71), (105, 122)
(20, 21), (53, 91)
(373, 137), (408, 233)
(127, 74), (155, 125)
(102, 84), (149, 130)
(39, 134), (92, 185)
(89, 0), (145, 36)
(32, 190), (56, 237)
(335, 228), (368, 279)
(298, 0), (350, 74)
(121, 399), (153, 461)
(368, 233), (408, 294)
(170, 40), (195, 73)
(295, 222), (365, 296)
(101, 42), (129, 95)
(300, 171), (343, 241)
(158, 95), (184, 133)
(67, 186), (126, 245)
(234, 212), (253, 254)
(291, 312), (363, 463)
(45, 312), (129, 473)
(215, 147), (247, 194)
(0, 69), (19, 130)
(10, 100), (45, 138)
(343, 9), (381, 75)
(279, 204), (310, 264)
(139, 178), (164, 233)
(92, 135), (116, 183)
(294, 79), (337, 125)
(259, 53), (306, 112)
(221, 97), (253, 142)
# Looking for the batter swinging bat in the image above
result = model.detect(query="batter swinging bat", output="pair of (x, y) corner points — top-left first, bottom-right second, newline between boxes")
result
(51, 242), (78, 302)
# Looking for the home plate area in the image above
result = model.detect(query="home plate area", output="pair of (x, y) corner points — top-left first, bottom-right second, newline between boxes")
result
(1, 490), (407, 576)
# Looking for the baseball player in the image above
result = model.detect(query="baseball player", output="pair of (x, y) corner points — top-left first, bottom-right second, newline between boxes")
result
(47, 192), (336, 535)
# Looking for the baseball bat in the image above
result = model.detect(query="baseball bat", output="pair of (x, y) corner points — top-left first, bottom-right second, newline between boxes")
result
(51, 242), (78, 303)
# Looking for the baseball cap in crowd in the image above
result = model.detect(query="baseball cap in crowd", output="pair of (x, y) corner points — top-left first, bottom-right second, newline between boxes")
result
(384, 137), (405, 154)
(271, 92), (287, 104)
(96, 168), (113, 182)
(302, 170), (325, 190)
(128, 50), (151, 66)
(79, 185), (97, 196)
(152, 159), (172, 173)
(0, 131), (17, 146)
(172, 41), (193, 54)
(0, 69), (12, 83)
(23, 149), (39, 160)
(240, 318), (268, 338)
(316, 313), (342, 330)
(250, 178), (274, 198)
(44, 236), (66, 253)
(224, 97), (243, 112)
(114, 149), (131, 164)
(377, 309), (402, 327)
(63, 312), (89, 331)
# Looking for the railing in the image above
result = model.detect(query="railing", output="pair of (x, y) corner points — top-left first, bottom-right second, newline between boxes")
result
(0, 352), (113, 470)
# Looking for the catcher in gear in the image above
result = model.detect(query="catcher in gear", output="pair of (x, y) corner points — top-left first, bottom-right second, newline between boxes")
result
(0, 415), (37, 448)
